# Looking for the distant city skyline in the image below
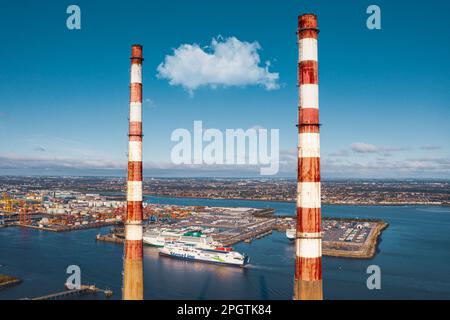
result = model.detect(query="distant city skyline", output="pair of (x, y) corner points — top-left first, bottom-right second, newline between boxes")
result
(0, 0), (449, 178)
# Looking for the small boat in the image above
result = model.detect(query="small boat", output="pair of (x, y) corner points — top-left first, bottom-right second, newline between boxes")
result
(286, 228), (295, 241)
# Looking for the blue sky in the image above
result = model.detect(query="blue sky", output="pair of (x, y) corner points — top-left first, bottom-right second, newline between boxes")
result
(0, 0), (449, 178)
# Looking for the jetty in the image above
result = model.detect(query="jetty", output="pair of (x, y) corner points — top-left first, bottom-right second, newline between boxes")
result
(221, 224), (274, 246)
(27, 284), (113, 300)
(0, 274), (22, 289)
(96, 233), (124, 244)
(18, 221), (120, 232)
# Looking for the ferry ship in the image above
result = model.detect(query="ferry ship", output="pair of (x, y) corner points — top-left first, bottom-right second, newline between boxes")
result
(159, 243), (249, 267)
(143, 227), (225, 250)
(286, 228), (295, 241)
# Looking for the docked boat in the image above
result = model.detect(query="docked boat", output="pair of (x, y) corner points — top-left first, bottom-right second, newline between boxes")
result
(286, 228), (295, 241)
(143, 227), (226, 250)
(159, 243), (249, 267)
(143, 228), (182, 247)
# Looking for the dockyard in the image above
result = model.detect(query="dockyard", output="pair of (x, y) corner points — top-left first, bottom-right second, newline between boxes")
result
(95, 205), (387, 259)
(0, 188), (388, 260)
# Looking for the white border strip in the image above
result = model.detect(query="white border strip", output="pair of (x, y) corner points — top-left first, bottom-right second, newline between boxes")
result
(127, 181), (142, 201)
(296, 238), (322, 258)
(125, 224), (143, 240)
(129, 102), (142, 122)
(130, 64), (142, 84)
(128, 141), (142, 162)
(297, 182), (321, 208)
(299, 38), (318, 62)
(300, 84), (318, 109)
(298, 133), (320, 158)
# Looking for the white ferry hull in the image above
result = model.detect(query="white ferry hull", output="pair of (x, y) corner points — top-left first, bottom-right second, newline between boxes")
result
(159, 247), (248, 267)
(143, 236), (165, 247)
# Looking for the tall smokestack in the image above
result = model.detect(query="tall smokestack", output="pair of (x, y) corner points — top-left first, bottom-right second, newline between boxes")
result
(123, 44), (144, 300)
(294, 14), (323, 300)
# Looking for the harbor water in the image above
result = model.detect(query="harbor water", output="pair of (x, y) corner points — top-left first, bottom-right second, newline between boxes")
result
(1, 196), (450, 299)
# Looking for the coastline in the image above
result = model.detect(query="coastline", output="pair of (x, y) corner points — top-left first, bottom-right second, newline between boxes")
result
(97, 215), (389, 260)
(2, 200), (448, 300)
(143, 193), (449, 207)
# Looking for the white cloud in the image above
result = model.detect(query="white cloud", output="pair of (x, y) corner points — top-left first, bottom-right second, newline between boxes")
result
(321, 157), (450, 178)
(0, 154), (124, 170)
(420, 145), (442, 151)
(351, 142), (379, 153)
(329, 149), (350, 157)
(157, 36), (279, 95)
(144, 98), (156, 108)
(34, 147), (46, 152)
(2, 153), (450, 178)
(350, 142), (408, 155)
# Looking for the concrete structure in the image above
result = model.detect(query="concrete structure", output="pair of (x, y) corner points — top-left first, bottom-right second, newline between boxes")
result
(294, 14), (323, 300)
(122, 44), (144, 300)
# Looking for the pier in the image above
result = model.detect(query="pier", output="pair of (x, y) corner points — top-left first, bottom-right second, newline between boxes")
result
(0, 275), (22, 289)
(220, 223), (275, 246)
(28, 285), (113, 300)
(96, 233), (123, 244)
(17, 221), (120, 232)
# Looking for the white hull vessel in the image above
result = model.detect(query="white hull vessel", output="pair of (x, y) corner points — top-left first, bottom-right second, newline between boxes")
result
(286, 228), (295, 241)
(159, 243), (249, 267)
(143, 227), (224, 250)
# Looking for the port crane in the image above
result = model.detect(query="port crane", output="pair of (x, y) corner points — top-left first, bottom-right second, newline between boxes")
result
(19, 205), (32, 225)
(0, 193), (18, 213)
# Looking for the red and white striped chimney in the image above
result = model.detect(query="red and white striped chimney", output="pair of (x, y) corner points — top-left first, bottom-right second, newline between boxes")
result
(294, 14), (323, 300)
(123, 44), (144, 300)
